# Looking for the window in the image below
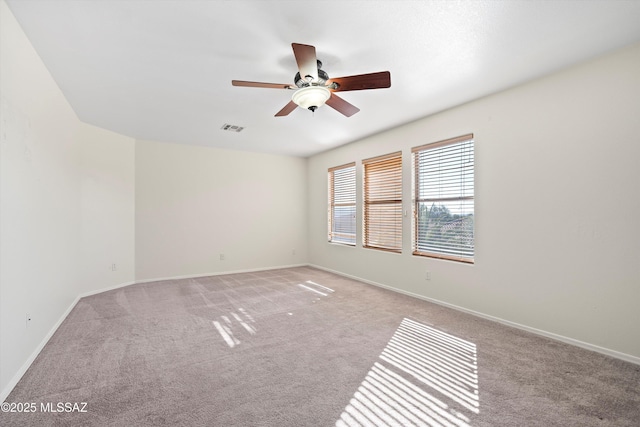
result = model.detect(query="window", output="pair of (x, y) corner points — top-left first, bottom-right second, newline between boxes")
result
(413, 134), (474, 263)
(328, 163), (356, 245)
(363, 152), (402, 252)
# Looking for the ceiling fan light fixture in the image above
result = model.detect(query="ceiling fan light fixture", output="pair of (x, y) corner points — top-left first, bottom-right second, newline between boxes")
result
(291, 86), (331, 112)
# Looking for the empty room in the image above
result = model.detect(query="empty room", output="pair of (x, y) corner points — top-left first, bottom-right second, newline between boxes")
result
(1, 1), (639, 426)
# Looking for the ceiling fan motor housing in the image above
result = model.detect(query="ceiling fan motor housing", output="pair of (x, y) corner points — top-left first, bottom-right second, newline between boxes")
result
(295, 60), (329, 87)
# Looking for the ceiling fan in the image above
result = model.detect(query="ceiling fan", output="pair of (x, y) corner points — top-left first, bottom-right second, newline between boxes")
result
(232, 43), (391, 117)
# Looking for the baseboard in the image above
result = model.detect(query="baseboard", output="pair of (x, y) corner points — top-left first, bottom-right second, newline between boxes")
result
(309, 264), (640, 366)
(78, 280), (137, 298)
(1, 294), (81, 403)
(133, 263), (309, 285)
(1, 279), (137, 402)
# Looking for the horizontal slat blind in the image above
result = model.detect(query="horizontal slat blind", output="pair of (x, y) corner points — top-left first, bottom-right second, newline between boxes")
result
(328, 163), (356, 245)
(413, 135), (474, 263)
(363, 152), (402, 252)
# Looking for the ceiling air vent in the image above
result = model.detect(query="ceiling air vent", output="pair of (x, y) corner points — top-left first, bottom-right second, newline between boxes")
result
(221, 123), (244, 133)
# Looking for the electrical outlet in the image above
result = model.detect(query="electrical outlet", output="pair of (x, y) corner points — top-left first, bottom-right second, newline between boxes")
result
(425, 271), (431, 281)
(219, 254), (225, 261)
(111, 263), (117, 271)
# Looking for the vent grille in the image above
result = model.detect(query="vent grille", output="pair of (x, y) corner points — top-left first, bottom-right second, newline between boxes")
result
(221, 123), (244, 133)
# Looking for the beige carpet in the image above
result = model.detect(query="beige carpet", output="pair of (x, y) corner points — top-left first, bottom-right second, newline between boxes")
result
(2, 266), (639, 426)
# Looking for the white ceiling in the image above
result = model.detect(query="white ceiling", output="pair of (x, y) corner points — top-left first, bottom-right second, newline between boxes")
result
(6, 0), (640, 157)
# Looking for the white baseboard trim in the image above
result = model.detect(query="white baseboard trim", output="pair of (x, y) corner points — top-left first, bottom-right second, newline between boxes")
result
(133, 263), (309, 285)
(1, 294), (81, 403)
(309, 264), (640, 366)
(78, 280), (137, 298)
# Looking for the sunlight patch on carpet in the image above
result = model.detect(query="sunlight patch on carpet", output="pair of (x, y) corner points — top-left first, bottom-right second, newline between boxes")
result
(298, 280), (335, 297)
(337, 318), (478, 426)
(213, 308), (257, 348)
(212, 278), (334, 348)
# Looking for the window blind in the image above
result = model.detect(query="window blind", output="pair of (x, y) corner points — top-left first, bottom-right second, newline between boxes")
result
(413, 134), (474, 263)
(363, 152), (402, 252)
(328, 162), (356, 245)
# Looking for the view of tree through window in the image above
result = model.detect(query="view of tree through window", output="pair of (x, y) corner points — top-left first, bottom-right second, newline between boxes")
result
(413, 135), (474, 263)
(328, 163), (356, 245)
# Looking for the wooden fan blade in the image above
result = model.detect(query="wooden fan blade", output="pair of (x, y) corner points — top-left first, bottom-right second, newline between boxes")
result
(275, 100), (298, 117)
(232, 80), (294, 89)
(327, 71), (391, 92)
(326, 93), (360, 117)
(292, 43), (318, 82)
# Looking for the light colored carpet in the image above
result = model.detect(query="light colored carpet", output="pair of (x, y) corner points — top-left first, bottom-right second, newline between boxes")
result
(2, 266), (639, 426)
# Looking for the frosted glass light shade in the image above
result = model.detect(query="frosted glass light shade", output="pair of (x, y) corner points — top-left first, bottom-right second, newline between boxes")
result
(291, 86), (331, 111)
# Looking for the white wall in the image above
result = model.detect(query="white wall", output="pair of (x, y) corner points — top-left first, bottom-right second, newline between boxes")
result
(80, 123), (135, 290)
(135, 140), (308, 281)
(307, 42), (640, 361)
(0, 0), (136, 398)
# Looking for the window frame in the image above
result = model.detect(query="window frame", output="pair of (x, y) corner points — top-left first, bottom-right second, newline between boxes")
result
(328, 162), (357, 246)
(412, 134), (475, 264)
(363, 151), (403, 253)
